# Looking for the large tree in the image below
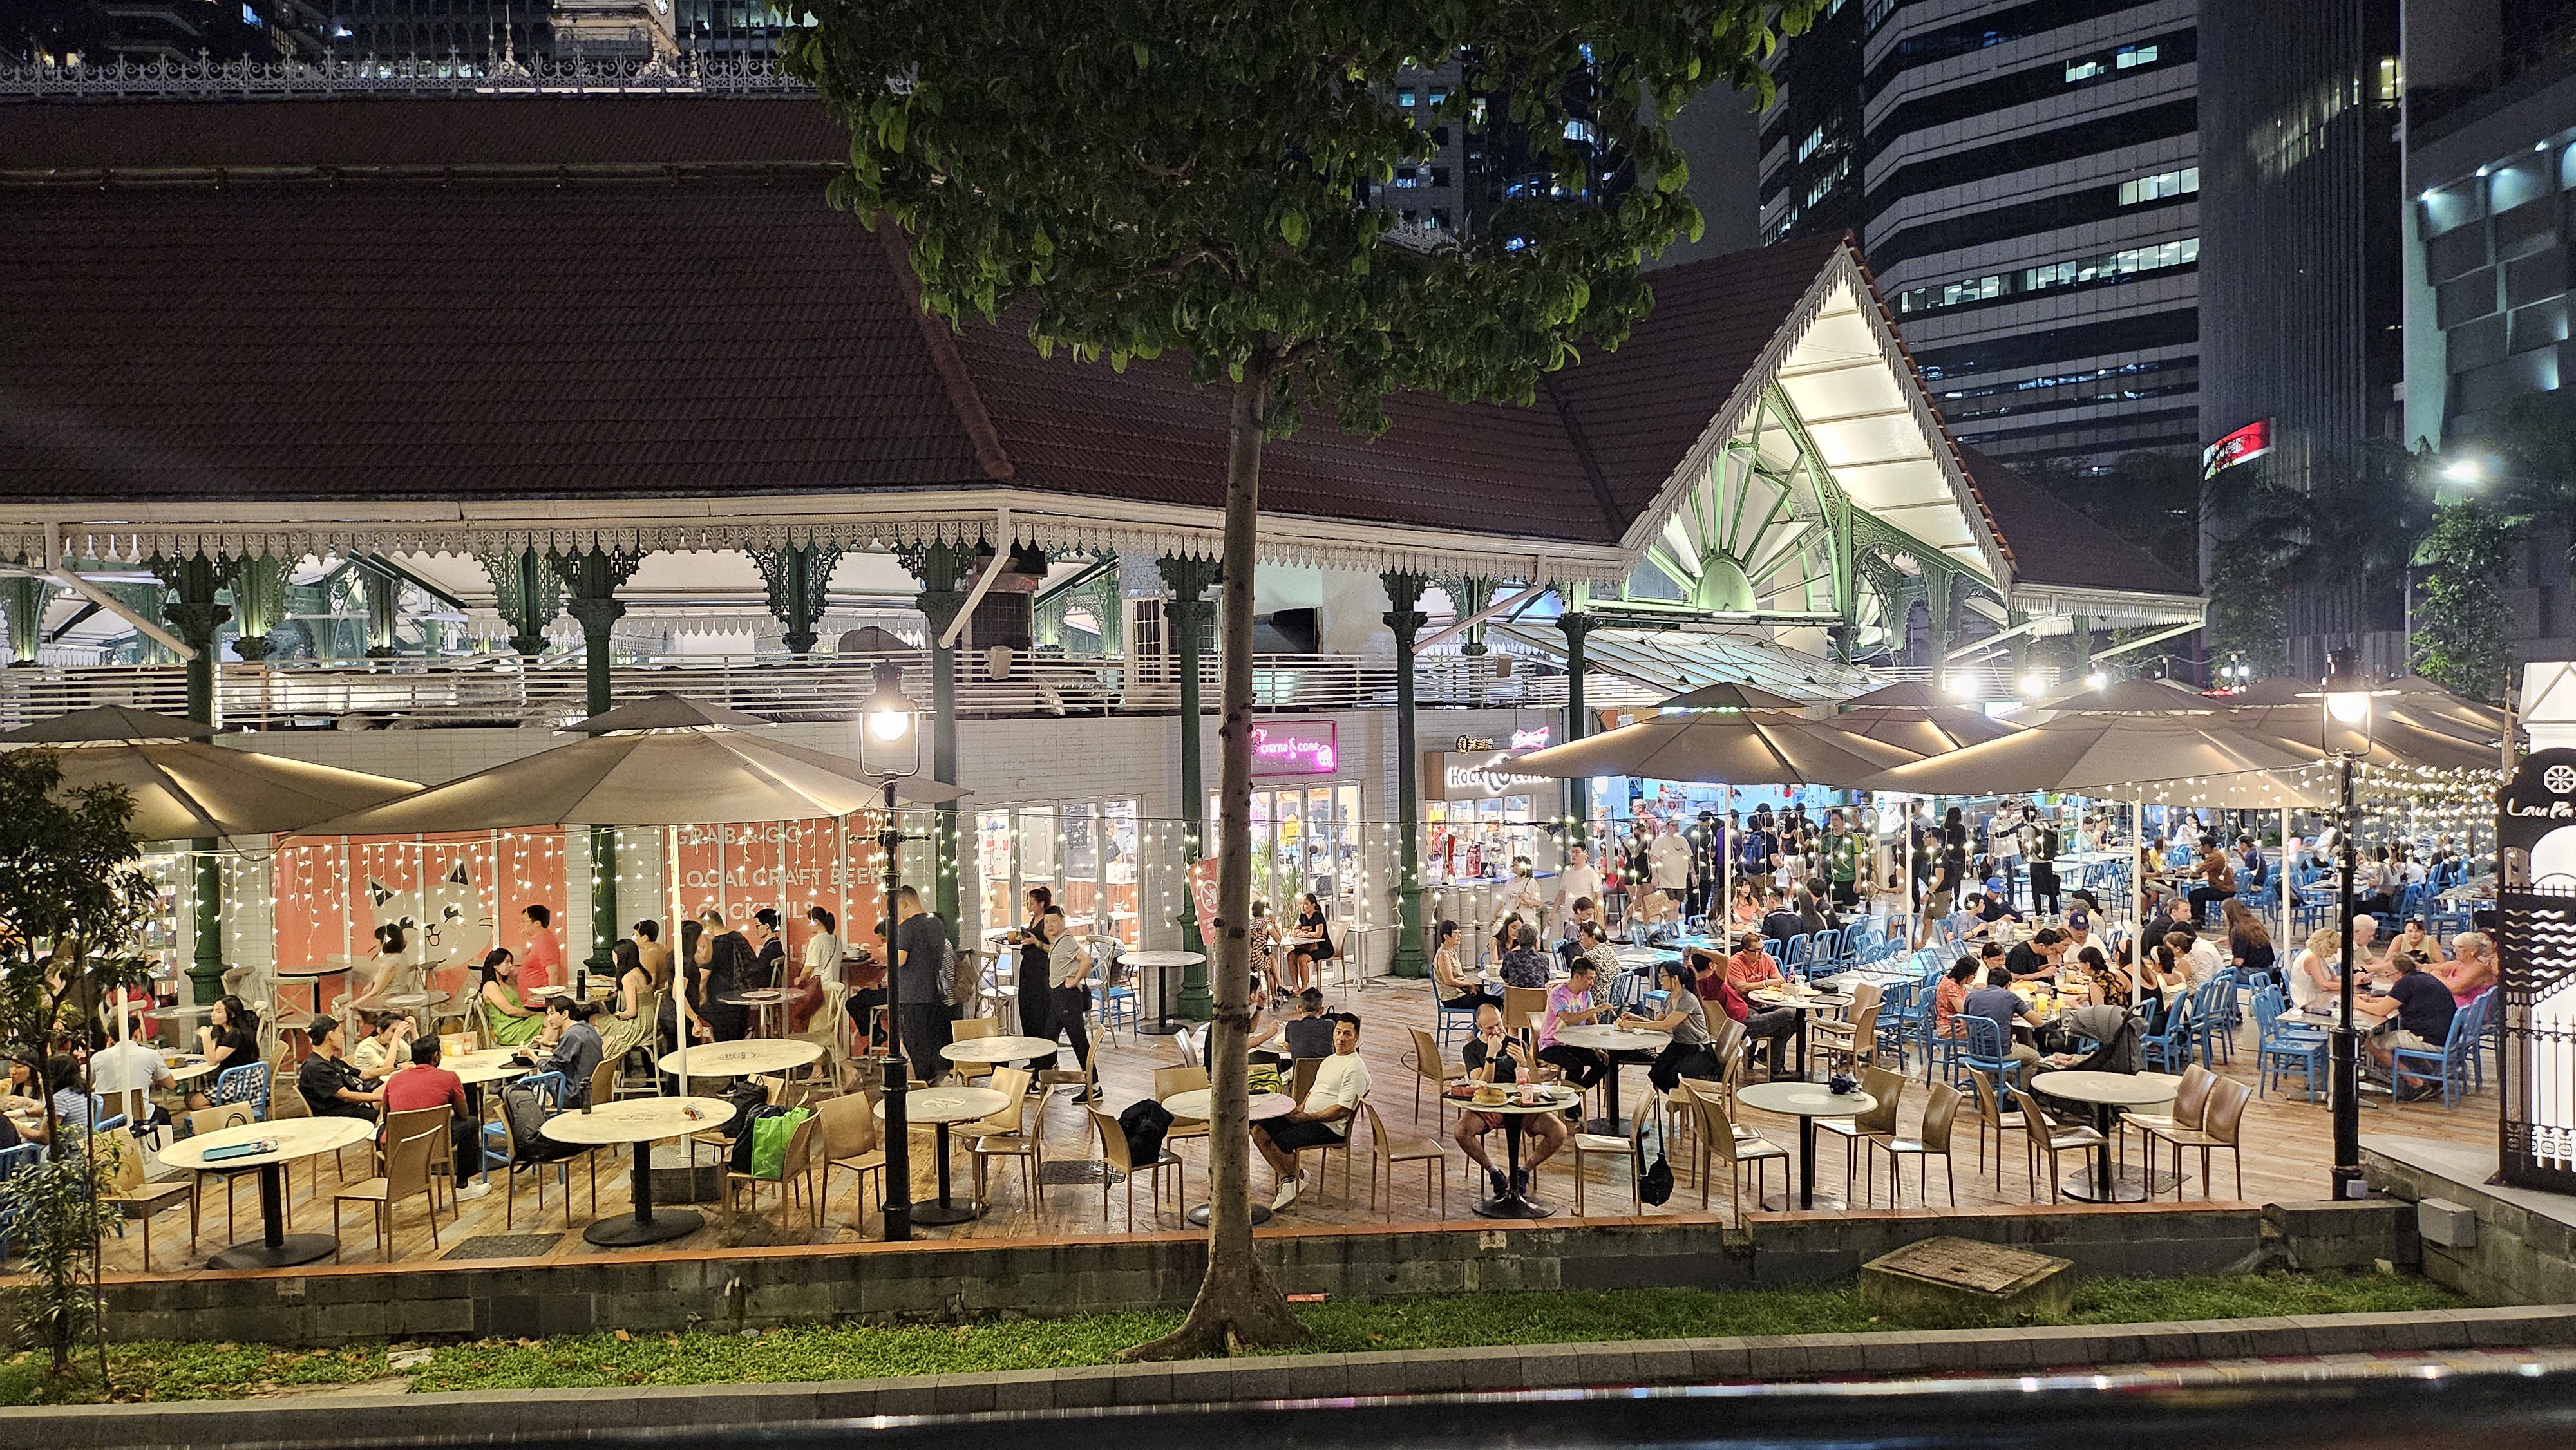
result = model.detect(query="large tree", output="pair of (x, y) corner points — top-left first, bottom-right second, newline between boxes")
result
(786, 1), (1814, 1357)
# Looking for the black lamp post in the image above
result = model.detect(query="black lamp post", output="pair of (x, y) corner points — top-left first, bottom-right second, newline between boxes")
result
(2318, 648), (2378, 1201)
(860, 659), (923, 1241)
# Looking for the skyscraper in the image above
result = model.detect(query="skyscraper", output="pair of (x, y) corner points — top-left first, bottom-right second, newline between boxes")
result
(1759, 0), (2204, 475)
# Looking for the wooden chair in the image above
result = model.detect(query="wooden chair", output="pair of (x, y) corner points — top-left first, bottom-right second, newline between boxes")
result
(964, 1068), (1043, 1214)
(1087, 1105), (1181, 1229)
(1406, 1026), (1465, 1122)
(185, 1102), (263, 1244)
(724, 1113), (820, 1229)
(96, 1127), (191, 1272)
(1357, 1099), (1448, 1219)
(334, 1109), (447, 1261)
(1566, 1100), (1651, 1216)
(2008, 1086), (2106, 1204)
(1502, 984), (1549, 1040)
(1810, 981), (1886, 1069)
(2141, 1075), (2252, 1200)
(1871, 1082), (1960, 1207)
(1962, 1066), (2030, 1190)
(1815, 1065), (1906, 1205)
(816, 1091), (886, 1221)
(1685, 1088), (1784, 1223)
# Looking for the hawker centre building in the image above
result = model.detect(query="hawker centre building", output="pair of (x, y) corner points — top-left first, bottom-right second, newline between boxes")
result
(0, 84), (2200, 1007)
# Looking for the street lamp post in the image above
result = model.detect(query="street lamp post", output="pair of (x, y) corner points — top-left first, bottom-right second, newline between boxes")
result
(2320, 648), (2377, 1201)
(861, 661), (924, 1241)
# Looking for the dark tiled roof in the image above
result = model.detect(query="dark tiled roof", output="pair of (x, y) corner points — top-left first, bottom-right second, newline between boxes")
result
(1955, 445), (2201, 598)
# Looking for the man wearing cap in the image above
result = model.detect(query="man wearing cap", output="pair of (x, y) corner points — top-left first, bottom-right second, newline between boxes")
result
(2061, 909), (2103, 962)
(296, 1015), (383, 1122)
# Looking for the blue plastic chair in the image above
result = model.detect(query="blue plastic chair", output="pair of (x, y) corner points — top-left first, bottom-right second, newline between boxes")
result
(2250, 985), (2325, 1102)
(2140, 996), (2195, 1074)
(1096, 947), (1141, 1042)
(1961, 1015), (2022, 1091)
(207, 1062), (271, 1120)
(2391, 992), (2488, 1108)
(2188, 970), (2239, 1067)
(1781, 934), (1812, 977)
(1435, 997), (1480, 1047)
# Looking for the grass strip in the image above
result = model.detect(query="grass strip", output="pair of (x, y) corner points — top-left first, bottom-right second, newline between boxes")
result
(0, 1270), (2460, 1405)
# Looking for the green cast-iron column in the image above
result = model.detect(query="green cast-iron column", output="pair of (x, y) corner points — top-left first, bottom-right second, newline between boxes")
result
(907, 543), (971, 936)
(1159, 554), (1221, 1015)
(1560, 610), (1594, 845)
(156, 554), (232, 1005)
(556, 548), (639, 973)
(1383, 570), (1430, 979)
(227, 557), (288, 663)
(3, 576), (46, 664)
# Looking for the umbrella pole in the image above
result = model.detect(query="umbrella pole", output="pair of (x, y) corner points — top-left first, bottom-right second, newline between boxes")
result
(668, 825), (687, 1109)
(1721, 786), (1732, 943)
(2280, 805), (2293, 948)
(2131, 796), (2145, 1008)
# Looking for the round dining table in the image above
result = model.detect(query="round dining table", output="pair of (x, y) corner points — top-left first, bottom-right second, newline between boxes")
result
(1159, 1088), (1294, 1226)
(878, 1086), (1009, 1226)
(1734, 1079), (1877, 1212)
(1464, 1084), (1584, 1220)
(1548, 1022), (1670, 1135)
(1746, 984), (1853, 1080)
(657, 1038), (822, 1080)
(1120, 950), (1205, 1035)
(160, 1115), (377, 1269)
(538, 1095), (734, 1247)
(940, 1035), (1061, 1067)
(2029, 1069), (2183, 1202)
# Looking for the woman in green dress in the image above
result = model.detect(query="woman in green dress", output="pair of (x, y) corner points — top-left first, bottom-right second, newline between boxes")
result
(476, 946), (545, 1048)
(595, 937), (659, 1065)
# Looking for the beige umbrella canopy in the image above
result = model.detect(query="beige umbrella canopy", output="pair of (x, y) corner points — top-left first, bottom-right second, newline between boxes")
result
(1819, 681), (2023, 757)
(2225, 702), (2502, 774)
(2029, 677), (2217, 715)
(1509, 710), (1901, 786)
(1655, 683), (1807, 711)
(294, 702), (965, 836)
(0, 706), (421, 838)
(1873, 711), (2338, 808)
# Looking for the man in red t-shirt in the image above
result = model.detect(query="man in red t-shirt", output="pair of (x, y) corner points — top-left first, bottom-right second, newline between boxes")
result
(518, 903), (563, 992)
(381, 1037), (490, 1200)
(1700, 934), (1800, 1077)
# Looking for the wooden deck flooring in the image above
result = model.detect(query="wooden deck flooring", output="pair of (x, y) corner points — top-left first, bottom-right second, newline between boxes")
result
(102, 972), (2494, 1276)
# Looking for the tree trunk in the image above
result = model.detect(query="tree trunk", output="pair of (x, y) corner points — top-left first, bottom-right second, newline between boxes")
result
(1122, 367), (1311, 1361)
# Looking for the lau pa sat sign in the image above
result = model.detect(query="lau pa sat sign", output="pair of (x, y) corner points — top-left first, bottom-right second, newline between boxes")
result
(1250, 720), (1338, 777)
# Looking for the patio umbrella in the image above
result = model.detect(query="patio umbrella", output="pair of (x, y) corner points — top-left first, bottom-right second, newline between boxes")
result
(1819, 700), (2022, 758)
(2224, 674), (2509, 747)
(2029, 677), (2217, 715)
(1654, 682), (1806, 711)
(2224, 702), (2501, 775)
(292, 705), (964, 836)
(1873, 712), (2334, 805)
(0, 706), (421, 838)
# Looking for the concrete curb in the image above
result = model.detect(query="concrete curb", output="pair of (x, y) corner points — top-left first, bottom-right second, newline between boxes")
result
(8, 1304), (2575, 1447)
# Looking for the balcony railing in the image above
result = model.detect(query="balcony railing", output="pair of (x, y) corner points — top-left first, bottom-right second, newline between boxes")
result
(0, 652), (1656, 731)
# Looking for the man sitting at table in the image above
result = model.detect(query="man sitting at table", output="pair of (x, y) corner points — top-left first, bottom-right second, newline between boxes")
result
(521, 999), (605, 1107)
(1687, 946), (1799, 1078)
(297, 1014), (384, 1122)
(1535, 959), (1616, 1091)
(382, 1036), (489, 1200)
(1282, 988), (1336, 1058)
(87, 1024), (175, 1131)
(2006, 927), (2067, 981)
(1960, 966), (2043, 1075)
(1253, 1012), (1370, 1210)
(2354, 951), (2458, 1100)
(518, 903), (563, 993)
(1723, 930), (1784, 992)
(1758, 888), (1804, 949)
(1454, 1003), (1562, 1200)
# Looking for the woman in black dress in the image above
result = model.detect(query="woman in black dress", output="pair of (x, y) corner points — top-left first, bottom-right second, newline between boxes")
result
(1011, 886), (1059, 1069)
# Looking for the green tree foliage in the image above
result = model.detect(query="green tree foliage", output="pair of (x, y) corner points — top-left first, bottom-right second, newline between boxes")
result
(784, 1), (1815, 1357)
(2410, 502), (2527, 702)
(0, 748), (155, 1382)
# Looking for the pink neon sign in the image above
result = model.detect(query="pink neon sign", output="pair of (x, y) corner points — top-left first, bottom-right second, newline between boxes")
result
(1249, 720), (1338, 777)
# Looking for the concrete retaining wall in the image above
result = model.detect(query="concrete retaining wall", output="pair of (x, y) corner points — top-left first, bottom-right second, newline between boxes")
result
(97, 1202), (2268, 1347)
(2364, 1142), (2576, 1305)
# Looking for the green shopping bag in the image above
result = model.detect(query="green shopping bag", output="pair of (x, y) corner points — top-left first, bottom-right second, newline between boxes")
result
(749, 1105), (811, 1180)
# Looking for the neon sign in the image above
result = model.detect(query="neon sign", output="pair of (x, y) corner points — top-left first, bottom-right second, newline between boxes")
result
(1510, 725), (1553, 749)
(1249, 720), (1338, 776)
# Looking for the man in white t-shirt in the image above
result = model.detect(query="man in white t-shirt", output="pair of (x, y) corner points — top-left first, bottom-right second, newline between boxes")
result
(1553, 845), (1605, 929)
(1647, 824), (1692, 896)
(1253, 1013), (1372, 1209)
(89, 1033), (174, 1098)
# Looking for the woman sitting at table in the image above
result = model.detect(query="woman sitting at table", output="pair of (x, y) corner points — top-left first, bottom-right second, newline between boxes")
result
(1433, 919), (1501, 1012)
(2101, 941), (2186, 1035)
(2387, 915), (2438, 966)
(596, 937), (659, 1069)
(1933, 956), (1980, 1040)
(1628, 958), (1723, 1093)
(1285, 891), (1334, 995)
(1726, 881), (1763, 930)
(2434, 930), (2496, 1006)
(185, 994), (263, 1109)
(783, 906), (836, 1034)
(475, 947), (545, 1048)
(2223, 898), (2279, 989)
(2286, 924), (2344, 1014)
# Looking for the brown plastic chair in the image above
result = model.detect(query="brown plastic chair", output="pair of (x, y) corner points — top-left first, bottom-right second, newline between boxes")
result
(1963, 1066), (2031, 1191)
(2117, 1062), (2211, 1162)
(97, 1127), (191, 1271)
(1087, 1105), (1181, 1229)
(965, 1067), (1043, 1214)
(1566, 1101), (1652, 1217)
(1406, 1026), (1465, 1122)
(1810, 982), (1885, 1069)
(185, 1102), (262, 1244)
(2141, 1075), (2251, 1199)
(1502, 985), (1549, 1040)
(947, 1016), (1000, 1084)
(2009, 1086), (2106, 1204)
(1685, 1088), (1784, 1224)
(725, 1112), (820, 1229)
(1872, 1082), (1960, 1207)
(1153, 1064), (1211, 1152)
(1815, 1064), (1906, 1205)
(1358, 1099), (1448, 1219)
(816, 1091), (886, 1220)
(334, 1110), (446, 1261)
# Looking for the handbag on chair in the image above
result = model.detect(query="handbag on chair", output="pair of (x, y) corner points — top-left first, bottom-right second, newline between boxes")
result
(1637, 1109), (1674, 1207)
